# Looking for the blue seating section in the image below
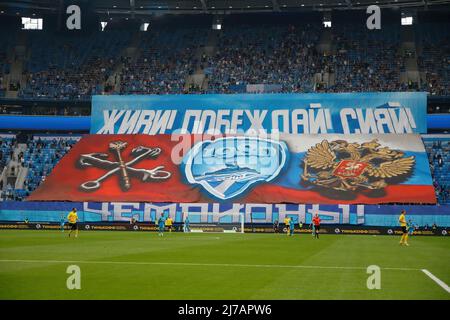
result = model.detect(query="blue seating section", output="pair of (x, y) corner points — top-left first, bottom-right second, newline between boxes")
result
(205, 24), (321, 93)
(423, 137), (450, 204)
(0, 137), (14, 171)
(325, 22), (403, 92)
(120, 26), (208, 94)
(22, 138), (78, 193)
(0, 136), (17, 201)
(19, 30), (132, 99)
(4, 19), (448, 98)
(0, 29), (16, 97)
(1, 137), (78, 201)
(416, 22), (450, 96)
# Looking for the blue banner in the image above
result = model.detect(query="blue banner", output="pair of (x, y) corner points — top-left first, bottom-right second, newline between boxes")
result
(2, 202), (449, 227)
(91, 92), (427, 135)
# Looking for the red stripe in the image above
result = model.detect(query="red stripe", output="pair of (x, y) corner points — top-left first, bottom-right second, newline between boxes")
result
(244, 184), (437, 204)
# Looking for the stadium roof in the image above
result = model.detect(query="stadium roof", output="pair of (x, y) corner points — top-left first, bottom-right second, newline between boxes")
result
(1, 0), (450, 17)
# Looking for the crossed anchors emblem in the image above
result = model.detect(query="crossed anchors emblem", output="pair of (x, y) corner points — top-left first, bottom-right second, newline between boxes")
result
(301, 139), (415, 193)
(78, 141), (171, 192)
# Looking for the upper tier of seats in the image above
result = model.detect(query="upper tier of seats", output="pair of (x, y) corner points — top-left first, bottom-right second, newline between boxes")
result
(416, 22), (450, 96)
(119, 26), (208, 95)
(19, 30), (132, 100)
(0, 29), (15, 97)
(0, 13), (446, 99)
(325, 22), (404, 93)
(204, 23), (321, 93)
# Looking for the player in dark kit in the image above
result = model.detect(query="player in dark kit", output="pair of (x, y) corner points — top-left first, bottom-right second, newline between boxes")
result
(273, 220), (279, 233)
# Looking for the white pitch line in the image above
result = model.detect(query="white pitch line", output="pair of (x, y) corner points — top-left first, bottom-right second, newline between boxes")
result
(422, 269), (450, 294)
(0, 259), (420, 271)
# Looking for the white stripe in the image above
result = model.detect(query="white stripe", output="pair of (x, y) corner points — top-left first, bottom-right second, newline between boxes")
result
(214, 179), (235, 195)
(280, 133), (426, 153)
(0, 259), (420, 271)
(422, 269), (450, 293)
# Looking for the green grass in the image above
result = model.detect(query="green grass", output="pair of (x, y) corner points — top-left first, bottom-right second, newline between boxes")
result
(0, 230), (449, 300)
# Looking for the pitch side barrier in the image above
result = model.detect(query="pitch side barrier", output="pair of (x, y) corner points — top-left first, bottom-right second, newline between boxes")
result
(0, 221), (446, 236)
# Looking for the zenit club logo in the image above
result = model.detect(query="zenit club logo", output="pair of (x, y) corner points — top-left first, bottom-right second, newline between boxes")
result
(183, 136), (288, 200)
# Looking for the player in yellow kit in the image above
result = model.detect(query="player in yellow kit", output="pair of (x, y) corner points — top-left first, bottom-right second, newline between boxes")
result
(398, 210), (409, 246)
(283, 217), (290, 236)
(67, 208), (79, 238)
(165, 215), (173, 232)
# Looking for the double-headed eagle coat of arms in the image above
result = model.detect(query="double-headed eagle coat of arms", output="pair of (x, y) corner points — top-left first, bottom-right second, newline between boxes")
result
(301, 139), (415, 195)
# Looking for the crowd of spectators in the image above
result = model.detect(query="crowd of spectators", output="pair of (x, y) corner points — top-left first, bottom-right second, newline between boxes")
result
(19, 58), (112, 100)
(119, 27), (207, 95)
(17, 30), (131, 100)
(0, 136), (78, 201)
(0, 31), (13, 98)
(418, 40), (450, 96)
(204, 24), (321, 93)
(0, 66), (9, 98)
(0, 137), (14, 172)
(24, 139), (68, 189)
(425, 139), (450, 204)
(416, 21), (450, 96)
(0, 20), (445, 99)
(319, 23), (404, 93)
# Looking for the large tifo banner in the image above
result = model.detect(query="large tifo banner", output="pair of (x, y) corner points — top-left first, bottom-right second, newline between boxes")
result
(90, 93), (427, 135)
(28, 133), (435, 204)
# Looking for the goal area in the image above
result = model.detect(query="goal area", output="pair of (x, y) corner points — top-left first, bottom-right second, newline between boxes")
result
(182, 212), (245, 233)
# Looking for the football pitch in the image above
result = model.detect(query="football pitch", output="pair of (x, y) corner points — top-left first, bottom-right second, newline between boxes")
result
(0, 230), (449, 300)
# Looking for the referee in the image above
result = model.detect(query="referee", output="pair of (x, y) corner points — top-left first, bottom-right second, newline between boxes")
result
(312, 213), (321, 239)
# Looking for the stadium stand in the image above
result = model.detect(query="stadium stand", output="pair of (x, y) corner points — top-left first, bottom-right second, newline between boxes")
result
(119, 26), (207, 94)
(0, 136), (14, 173)
(423, 136), (450, 204)
(0, 13), (443, 98)
(417, 22), (450, 96)
(0, 10), (448, 203)
(204, 21), (321, 93)
(0, 135), (79, 201)
(1, 1), (450, 301)
(324, 21), (403, 92)
(0, 29), (15, 98)
(19, 29), (132, 100)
